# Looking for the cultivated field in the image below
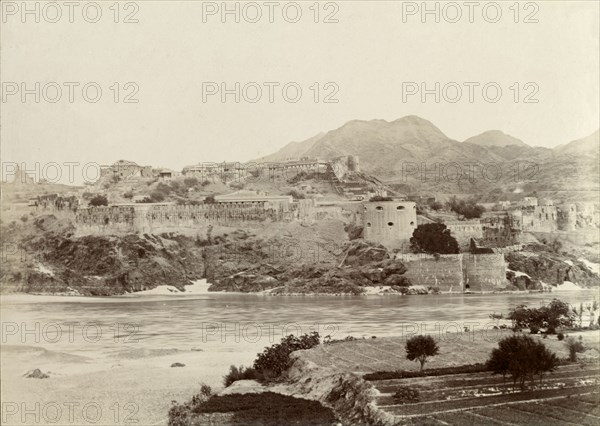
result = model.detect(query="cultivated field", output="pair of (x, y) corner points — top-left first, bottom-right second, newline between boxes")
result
(370, 363), (599, 424)
(298, 331), (600, 374)
(294, 330), (600, 424)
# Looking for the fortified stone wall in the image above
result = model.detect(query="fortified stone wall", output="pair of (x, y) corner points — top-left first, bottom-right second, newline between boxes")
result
(512, 205), (558, 232)
(462, 253), (507, 292)
(396, 253), (507, 292)
(397, 254), (463, 292)
(75, 203), (289, 235)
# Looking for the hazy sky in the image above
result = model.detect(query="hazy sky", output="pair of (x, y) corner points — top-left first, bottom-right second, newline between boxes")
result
(2, 1), (599, 183)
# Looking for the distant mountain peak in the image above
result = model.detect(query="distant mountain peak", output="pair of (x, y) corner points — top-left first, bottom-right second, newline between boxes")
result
(392, 115), (435, 125)
(463, 130), (529, 148)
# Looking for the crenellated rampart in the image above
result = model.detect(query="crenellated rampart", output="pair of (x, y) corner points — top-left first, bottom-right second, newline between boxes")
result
(75, 203), (296, 235)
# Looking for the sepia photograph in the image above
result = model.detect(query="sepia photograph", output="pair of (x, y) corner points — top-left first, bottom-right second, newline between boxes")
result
(1, 1), (599, 425)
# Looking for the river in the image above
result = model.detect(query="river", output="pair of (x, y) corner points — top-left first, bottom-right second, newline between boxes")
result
(2, 290), (598, 357)
(1, 290), (598, 425)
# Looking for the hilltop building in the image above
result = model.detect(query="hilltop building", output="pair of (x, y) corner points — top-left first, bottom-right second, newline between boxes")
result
(214, 190), (293, 212)
(100, 160), (153, 181)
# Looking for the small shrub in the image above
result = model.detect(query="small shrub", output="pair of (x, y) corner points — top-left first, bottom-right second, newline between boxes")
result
(199, 383), (212, 397)
(428, 200), (443, 211)
(287, 189), (305, 200)
(253, 332), (320, 379)
(89, 194), (108, 207)
(565, 336), (585, 362)
(363, 364), (488, 381)
(183, 177), (199, 188)
(150, 190), (166, 202)
(393, 386), (420, 404)
(446, 196), (485, 219)
(344, 223), (363, 240)
(557, 333), (565, 341)
(223, 365), (259, 387)
(323, 335), (357, 345)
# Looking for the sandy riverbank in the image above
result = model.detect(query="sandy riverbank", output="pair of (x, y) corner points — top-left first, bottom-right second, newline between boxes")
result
(0, 345), (255, 425)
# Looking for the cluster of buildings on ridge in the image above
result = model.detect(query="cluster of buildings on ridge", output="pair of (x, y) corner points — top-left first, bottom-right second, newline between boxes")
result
(6, 159), (599, 254)
(98, 156), (360, 183)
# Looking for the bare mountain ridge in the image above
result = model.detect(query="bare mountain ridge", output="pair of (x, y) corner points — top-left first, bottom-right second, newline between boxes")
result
(257, 116), (524, 175)
(255, 116), (599, 196)
(302, 116), (503, 176)
(259, 115), (598, 169)
(255, 132), (325, 163)
(555, 129), (600, 157)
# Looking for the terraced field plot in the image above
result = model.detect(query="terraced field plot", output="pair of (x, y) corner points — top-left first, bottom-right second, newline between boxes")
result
(370, 364), (600, 425)
(298, 331), (600, 374)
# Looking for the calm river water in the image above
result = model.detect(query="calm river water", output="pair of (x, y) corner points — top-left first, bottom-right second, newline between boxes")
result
(2, 290), (597, 359)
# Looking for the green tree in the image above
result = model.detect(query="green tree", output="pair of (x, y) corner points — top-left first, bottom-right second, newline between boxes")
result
(447, 197), (485, 219)
(487, 334), (559, 390)
(428, 200), (443, 211)
(410, 223), (459, 254)
(405, 335), (440, 371)
(507, 299), (574, 334)
(88, 194), (108, 207)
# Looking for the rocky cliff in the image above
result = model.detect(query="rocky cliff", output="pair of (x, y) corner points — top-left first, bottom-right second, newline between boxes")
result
(506, 245), (600, 289)
(1, 215), (206, 295)
(205, 239), (410, 295)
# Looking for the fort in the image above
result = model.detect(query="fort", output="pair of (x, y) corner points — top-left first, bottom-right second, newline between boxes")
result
(512, 204), (559, 232)
(100, 160), (153, 181)
(445, 220), (483, 251)
(480, 213), (520, 247)
(362, 200), (417, 248)
(74, 196), (365, 236)
(181, 155), (360, 182)
(396, 252), (507, 292)
(74, 202), (298, 235)
(214, 191), (293, 212)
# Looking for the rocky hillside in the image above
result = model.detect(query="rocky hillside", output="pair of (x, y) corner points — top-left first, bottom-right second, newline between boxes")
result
(0, 214), (416, 295)
(1, 215), (206, 295)
(463, 130), (529, 148)
(506, 244), (600, 290)
(254, 132), (325, 162)
(205, 239), (412, 295)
